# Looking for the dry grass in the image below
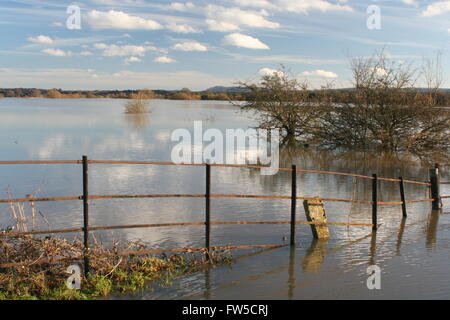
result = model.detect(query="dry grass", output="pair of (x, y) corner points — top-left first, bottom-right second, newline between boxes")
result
(0, 235), (231, 300)
(3, 189), (49, 233)
(124, 100), (151, 114)
(124, 93), (151, 114)
(0, 193), (231, 300)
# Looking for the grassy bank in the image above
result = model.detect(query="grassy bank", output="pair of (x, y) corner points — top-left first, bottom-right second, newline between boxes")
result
(0, 235), (232, 300)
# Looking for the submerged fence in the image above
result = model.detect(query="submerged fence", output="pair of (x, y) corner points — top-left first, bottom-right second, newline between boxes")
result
(0, 156), (447, 273)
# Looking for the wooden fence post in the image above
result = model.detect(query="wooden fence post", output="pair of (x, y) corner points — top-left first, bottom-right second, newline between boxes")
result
(372, 174), (378, 231)
(303, 199), (329, 239)
(399, 176), (407, 218)
(82, 155), (90, 276)
(290, 165), (297, 246)
(430, 164), (442, 210)
(205, 164), (211, 257)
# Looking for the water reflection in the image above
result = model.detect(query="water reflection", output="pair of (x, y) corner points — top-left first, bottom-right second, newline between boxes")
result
(426, 210), (441, 249)
(287, 247), (296, 300)
(278, 145), (437, 180)
(0, 98), (449, 299)
(124, 113), (151, 131)
(203, 269), (211, 300)
(369, 232), (377, 266)
(301, 239), (328, 273)
(396, 218), (407, 255)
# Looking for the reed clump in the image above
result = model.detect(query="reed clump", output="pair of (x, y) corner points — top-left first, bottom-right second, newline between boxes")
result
(123, 92), (151, 114)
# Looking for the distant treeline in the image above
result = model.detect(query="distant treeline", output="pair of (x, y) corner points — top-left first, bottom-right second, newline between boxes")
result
(2, 87), (450, 106)
(0, 88), (248, 101)
(313, 88), (450, 107)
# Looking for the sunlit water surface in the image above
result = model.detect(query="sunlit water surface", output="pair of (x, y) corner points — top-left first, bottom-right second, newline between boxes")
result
(0, 98), (449, 299)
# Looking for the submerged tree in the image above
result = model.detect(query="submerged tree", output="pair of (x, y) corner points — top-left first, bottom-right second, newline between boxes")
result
(240, 53), (449, 156)
(238, 68), (325, 145)
(316, 52), (449, 153)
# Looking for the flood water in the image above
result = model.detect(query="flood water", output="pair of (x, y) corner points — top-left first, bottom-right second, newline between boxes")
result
(0, 98), (449, 299)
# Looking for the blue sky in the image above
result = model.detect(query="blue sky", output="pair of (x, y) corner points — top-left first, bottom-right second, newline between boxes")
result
(0, 0), (449, 90)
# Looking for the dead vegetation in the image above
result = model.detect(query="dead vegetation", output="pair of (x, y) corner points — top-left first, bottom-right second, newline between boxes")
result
(123, 91), (152, 114)
(0, 235), (231, 300)
(0, 194), (231, 300)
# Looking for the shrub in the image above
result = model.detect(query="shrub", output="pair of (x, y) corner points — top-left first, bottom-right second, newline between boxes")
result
(239, 67), (323, 144)
(124, 92), (151, 114)
(239, 53), (450, 155)
(46, 90), (63, 99)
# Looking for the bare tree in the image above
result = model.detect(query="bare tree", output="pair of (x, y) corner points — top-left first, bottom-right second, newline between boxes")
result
(239, 53), (449, 157)
(317, 51), (449, 154)
(422, 52), (443, 93)
(238, 68), (325, 145)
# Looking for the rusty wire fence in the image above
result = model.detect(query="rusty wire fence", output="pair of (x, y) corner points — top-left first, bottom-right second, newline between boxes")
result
(0, 156), (446, 273)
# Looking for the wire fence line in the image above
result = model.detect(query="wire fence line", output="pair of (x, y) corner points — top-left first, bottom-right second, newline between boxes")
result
(0, 156), (446, 273)
(0, 194), (434, 205)
(0, 159), (432, 185)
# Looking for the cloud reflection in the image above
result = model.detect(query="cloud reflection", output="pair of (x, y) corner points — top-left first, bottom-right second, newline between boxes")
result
(124, 113), (150, 131)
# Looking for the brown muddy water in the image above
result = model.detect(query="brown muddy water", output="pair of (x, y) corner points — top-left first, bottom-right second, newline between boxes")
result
(0, 98), (449, 299)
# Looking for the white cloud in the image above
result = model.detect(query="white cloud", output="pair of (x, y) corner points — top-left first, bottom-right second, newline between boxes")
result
(85, 10), (163, 30)
(373, 67), (388, 77)
(205, 5), (280, 32)
(22, 35), (130, 50)
(421, 1), (450, 17)
(205, 20), (240, 32)
(0, 68), (234, 91)
(27, 35), (54, 44)
(258, 67), (284, 77)
(41, 48), (72, 57)
(93, 43), (161, 56)
(154, 56), (177, 63)
(103, 45), (147, 56)
(166, 2), (195, 11)
(80, 51), (94, 56)
(401, 0), (418, 6)
(166, 23), (201, 33)
(172, 41), (208, 51)
(231, 0), (275, 9)
(277, 0), (353, 14)
(93, 43), (109, 50)
(232, 0), (353, 14)
(222, 33), (270, 49)
(101, 44), (146, 56)
(301, 69), (338, 78)
(92, 0), (147, 4)
(229, 53), (344, 65)
(124, 56), (142, 64)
